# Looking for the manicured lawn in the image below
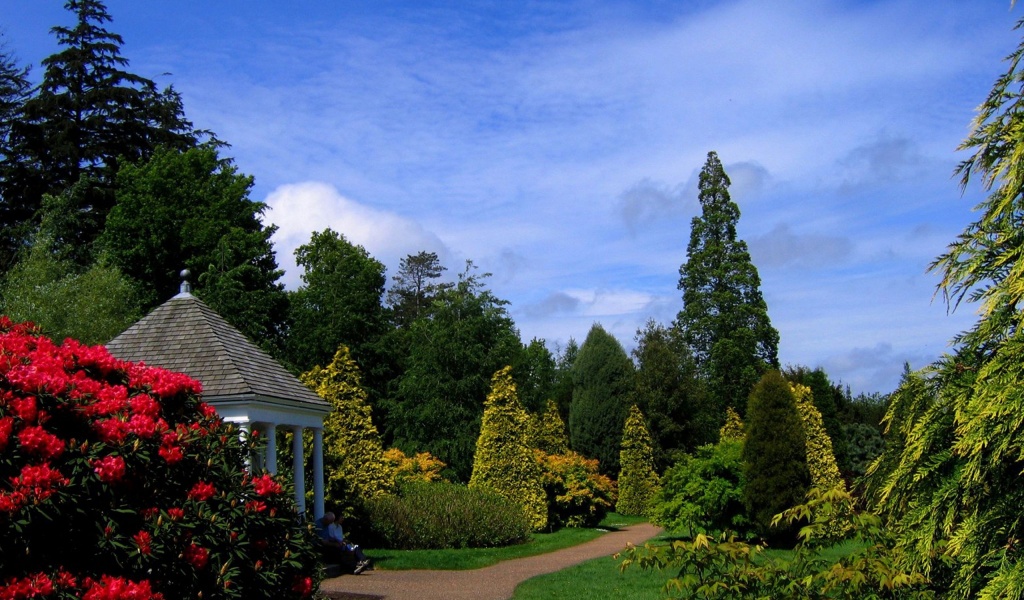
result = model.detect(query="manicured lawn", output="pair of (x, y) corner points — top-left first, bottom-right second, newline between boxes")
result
(512, 551), (670, 600)
(363, 513), (645, 571)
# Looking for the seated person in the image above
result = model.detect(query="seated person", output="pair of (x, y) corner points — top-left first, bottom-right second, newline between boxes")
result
(319, 511), (370, 574)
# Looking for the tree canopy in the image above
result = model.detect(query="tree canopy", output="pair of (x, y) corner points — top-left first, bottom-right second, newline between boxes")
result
(676, 151), (779, 417)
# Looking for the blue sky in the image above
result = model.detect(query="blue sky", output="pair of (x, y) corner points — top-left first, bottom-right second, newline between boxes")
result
(4, 1), (1017, 395)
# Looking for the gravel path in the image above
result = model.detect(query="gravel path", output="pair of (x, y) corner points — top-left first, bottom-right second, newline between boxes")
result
(317, 523), (662, 600)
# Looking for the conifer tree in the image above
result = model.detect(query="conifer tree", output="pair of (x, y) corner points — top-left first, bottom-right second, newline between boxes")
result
(742, 370), (808, 542)
(676, 151), (779, 416)
(469, 366), (547, 531)
(0, 37), (31, 271)
(616, 405), (660, 516)
(301, 345), (393, 512)
(569, 323), (635, 475)
(791, 383), (844, 493)
(719, 406), (745, 442)
(532, 399), (569, 455)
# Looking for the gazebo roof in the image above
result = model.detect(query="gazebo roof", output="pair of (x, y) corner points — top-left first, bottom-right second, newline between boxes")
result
(106, 290), (329, 412)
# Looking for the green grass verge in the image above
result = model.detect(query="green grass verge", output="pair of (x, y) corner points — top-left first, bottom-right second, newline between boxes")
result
(363, 513), (647, 571)
(512, 552), (669, 600)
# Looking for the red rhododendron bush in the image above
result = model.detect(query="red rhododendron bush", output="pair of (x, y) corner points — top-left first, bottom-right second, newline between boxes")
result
(0, 318), (320, 599)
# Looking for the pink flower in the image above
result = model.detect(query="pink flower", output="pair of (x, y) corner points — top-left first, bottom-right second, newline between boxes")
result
(251, 474), (283, 497)
(92, 456), (126, 484)
(187, 481), (216, 502)
(183, 544), (209, 570)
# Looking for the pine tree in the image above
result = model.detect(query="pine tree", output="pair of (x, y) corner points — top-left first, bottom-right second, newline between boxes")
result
(676, 151), (779, 416)
(386, 251), (450, 327)
(742, 370), (808, 542)
(616, 405), (660, 516)
(301, 346), (393, 512)
(0, 37), (32, 271)
(469, 366), (547, 531)
(1, 0), (199, 263)
(568, 323), (635, 476)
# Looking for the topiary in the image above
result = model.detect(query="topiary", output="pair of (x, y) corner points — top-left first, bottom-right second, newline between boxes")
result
(469, 366), (547, 531)
(616, 405), (660, 516)
(0, 317), (320, 599)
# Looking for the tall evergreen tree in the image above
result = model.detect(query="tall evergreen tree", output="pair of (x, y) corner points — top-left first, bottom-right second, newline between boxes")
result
(865, 16), (1024, 596)
(616, 405), (660, 516)
(676, 151), (779, 417)
(568, 323), (635, 476)
(285, 228), (387, 375)
(0, 37), (32, 272)
(99, 146), (286, 352)
(742, 370), (808, 543)
(385, 262), (523, 482)
(531, 399), (570, 455)
(469, 366), (547, 531)
(551, 337), (578, 422)
(631, 319), (709, 470)
(300, 345), (393, 514)
(386, 250), (450, 327)
(513, 337), (557, 415)
(1, 0), (200, 264)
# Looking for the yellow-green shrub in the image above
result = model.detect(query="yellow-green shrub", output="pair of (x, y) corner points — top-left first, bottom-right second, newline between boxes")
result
(719, 406), (745, 442)
(616, 405), (660, 516)
(383, 448), (447, 483)
(469, 366), (547, 531)
(535, 449), (616, 528)
(531, 399), (569, 455)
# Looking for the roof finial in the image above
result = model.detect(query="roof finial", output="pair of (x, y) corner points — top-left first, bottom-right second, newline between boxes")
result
(179, 269), (192, 295)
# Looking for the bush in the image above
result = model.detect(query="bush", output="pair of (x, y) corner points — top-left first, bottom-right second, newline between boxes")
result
(652, 440), (749, 536)
(383, 448), (448, 483)
(0, 318), (320, 599)
(364, 481), (530, 549)
(535, 450), (616, 529)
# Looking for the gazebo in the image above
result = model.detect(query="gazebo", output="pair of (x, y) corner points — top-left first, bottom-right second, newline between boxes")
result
(106, 275), (332, 522)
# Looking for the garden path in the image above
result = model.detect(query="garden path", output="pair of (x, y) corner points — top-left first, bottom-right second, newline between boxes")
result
(317, 522), (662, 600)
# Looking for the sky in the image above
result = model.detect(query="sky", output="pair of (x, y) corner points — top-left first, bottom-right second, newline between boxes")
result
(3, 1), (1018, 396)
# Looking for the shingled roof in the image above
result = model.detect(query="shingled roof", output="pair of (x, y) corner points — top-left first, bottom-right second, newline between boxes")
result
(106, 291), (328, 410)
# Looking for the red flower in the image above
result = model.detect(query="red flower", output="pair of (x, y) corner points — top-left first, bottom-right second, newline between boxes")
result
(92, 456), (126, 484)
(127, 414), (157, 438)
(129, 394), (160, 418)
(93, 418), (128, 445)
(0, 416), (13, 452)
(10, 396), (38, 423)
(158, 445), (183, 465)
(291, 576), (313, 597)
(133, 530), (153, 555)
(245, 500), (267, 513)
(251, 474), (283, 497)
(81, 575), (162, 600)
(167, 507), (185, 521)
(187, 481), (216, 502)
(183, 544), (209, 570)
(17, 425), (64, 459)
(14, 463), (69, 502)
(0, 490), (26, 513)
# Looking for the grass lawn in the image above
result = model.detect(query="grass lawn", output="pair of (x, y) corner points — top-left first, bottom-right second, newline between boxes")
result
(363, 513), (646, 571)
(511, 550), (670, 600)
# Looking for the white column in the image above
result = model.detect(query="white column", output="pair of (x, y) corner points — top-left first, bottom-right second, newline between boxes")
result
(312, 428), (324, 522)
(291, 426), (306, 516)
(238, 422), (251, 469)
(265, 423), (277, 474)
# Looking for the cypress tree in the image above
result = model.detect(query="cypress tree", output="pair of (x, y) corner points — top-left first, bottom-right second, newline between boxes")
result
(532, 399), (569, 455)
(676, 151), (779, 416)
(568, 323), (635, 476)
(616, 405), (660, 516)
(300, 345), (394, 513)
(742, 370), (809, 542)
(469, 366), (547, 531)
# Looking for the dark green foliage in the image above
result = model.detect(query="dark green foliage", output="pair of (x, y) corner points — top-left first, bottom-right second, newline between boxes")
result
(285, 228), (387, 374)
(550, 338), (578, 422)
(100, 146), (287, 351)
(842, 423), (884, 482)
(676, 151), (779, 416)
(742, 370), (809, 543)
(652, 441), (749, 536)
(568, 323), (635, 476)
(386, 250), (450, 328)
(632, 319), (709, 470)
(0, 37), (31, 272)
(385, 262), (522, 482)
(364, 481), (530, 550)
(513, 338), (557, 415)
(0, 0), (200, 267)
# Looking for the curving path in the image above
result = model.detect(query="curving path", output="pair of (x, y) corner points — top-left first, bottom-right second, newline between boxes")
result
(318, 523), (662, 600)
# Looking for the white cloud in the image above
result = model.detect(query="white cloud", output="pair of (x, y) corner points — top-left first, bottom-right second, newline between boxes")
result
(263, 182), (449, 289)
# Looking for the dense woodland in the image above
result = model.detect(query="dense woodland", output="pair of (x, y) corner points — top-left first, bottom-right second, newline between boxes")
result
(4, 2), (1024, 598)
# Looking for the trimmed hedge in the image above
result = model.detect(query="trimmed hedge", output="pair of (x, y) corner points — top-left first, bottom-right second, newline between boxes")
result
(364, 481), (530, 549)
